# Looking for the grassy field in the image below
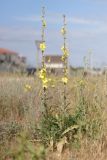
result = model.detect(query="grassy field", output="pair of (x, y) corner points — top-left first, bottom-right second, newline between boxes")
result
(0, 74), (107, 160)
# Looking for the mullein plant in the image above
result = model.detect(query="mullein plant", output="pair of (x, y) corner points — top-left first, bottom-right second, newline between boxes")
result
(61, 15), (69, 111)
(39, 7), (48, 116)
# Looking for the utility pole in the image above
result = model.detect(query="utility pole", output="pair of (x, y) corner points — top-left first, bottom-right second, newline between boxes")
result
(88, 49), (92, 72)
(35, 40), (42, 72)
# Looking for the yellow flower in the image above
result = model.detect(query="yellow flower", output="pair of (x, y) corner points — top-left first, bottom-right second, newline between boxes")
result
(61, 46), (64, 51)
(81, 80), (85, 86)
(39, 68), (46, 80)
(61, 46), (69, 57)
(40, 42), (46, 52)
(77, 79), (85, 87)
(61, 55), (65, 61)
(64, 50), (69, 57)
(24, 84), (32, 92)
(42, 78), (48, 88)
(61, 27), (66, 35)
(39, 68), (50, 88)
(62, 77), (68, 84)
(43, 78), (52, 88)
(42, 20), (46, 27)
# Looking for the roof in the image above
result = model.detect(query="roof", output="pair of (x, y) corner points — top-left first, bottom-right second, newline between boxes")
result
(45, 55), (63, 64)
(0, 48), (17, 55)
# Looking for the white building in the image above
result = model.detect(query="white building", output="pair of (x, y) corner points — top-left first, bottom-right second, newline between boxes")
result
(44, 55), (64, 74)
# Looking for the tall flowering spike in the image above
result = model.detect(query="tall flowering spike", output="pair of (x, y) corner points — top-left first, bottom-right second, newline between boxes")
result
(39, 7), (49, 116)
(39, 7), (46, 68)
(61, 15), (69, 84)
(39, 7), (48, 89)
(61, 15), (69, 110)
(40, 7), (46, 60)
(39, 7), (52, 91)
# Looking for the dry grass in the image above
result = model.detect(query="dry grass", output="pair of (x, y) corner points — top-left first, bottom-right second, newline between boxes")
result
(0, 74), (107, 160)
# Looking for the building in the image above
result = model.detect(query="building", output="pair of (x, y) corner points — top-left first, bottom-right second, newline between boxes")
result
(44, 55), (64, 74)
(0, 48), (26, 73)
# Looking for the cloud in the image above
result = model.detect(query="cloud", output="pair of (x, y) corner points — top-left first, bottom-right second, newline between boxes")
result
(1, 13), (107, 44)
(14, 15), (100, 26)
(14, 15), (107, 37)
(15, 15), (40, 22)
(1, 16), (107, 67)
(1, 18), (107, 45)
(81, 0), (107, 4)
(68, 17), (99, 25)
(0, 26), (39, 42)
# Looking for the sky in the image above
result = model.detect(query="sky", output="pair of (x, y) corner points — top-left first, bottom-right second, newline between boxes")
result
(0, 0), (107, 67)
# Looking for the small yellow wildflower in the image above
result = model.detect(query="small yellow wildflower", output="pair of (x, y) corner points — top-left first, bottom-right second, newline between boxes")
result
(42, 20), (46, 27)
(42, 78), (48, 88)
(39, 68), (50, 88)
(40, 42), (46, 52)
(39, 68), (46, 80)
(79, 80), (84, 85)
(61, 46), (69, 57)
(77, 79), (86, 87)
(24, 84), (32, 92)
(61, 46), (64, 51)
(61, 27), (66, 35)
(62, 77), (68, 84)
(43, 78), (52, 88)
(61, 55), (65, 61)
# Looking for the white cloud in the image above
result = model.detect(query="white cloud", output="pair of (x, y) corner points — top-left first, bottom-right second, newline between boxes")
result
(1, 16), (107, 67)
(14, 15), (107, 37)
(14, 15), (100, 26)
(68, 17), (99, 25)
(15, 16), (40, 22)
(0, 27), (39, 41)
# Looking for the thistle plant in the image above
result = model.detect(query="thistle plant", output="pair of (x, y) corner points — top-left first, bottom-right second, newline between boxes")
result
(61, 15), (69, 110)
(39, 7), (48, 116)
